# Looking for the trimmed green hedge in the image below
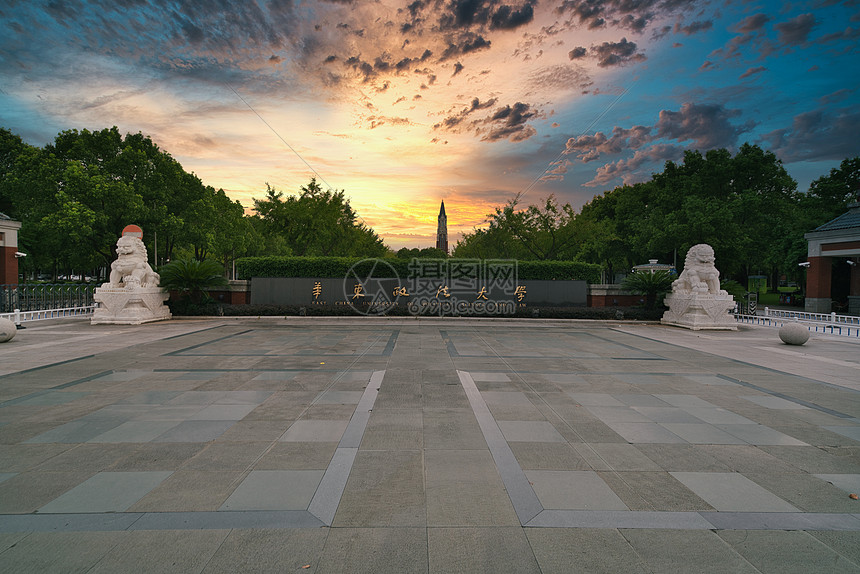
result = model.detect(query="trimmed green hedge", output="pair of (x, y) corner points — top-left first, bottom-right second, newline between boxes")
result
(235, 256), (601, 283)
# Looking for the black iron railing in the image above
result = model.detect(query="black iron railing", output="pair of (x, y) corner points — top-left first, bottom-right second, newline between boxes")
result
(0, 284), (97, 313)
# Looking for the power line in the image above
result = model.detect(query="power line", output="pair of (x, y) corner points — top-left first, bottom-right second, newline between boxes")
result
(227, 83), (373, 228)
(226, 83), (335, 191)
(518, 79), (637, 201)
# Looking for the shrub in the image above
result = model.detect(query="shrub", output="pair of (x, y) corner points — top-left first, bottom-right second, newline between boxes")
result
(159, 259), (228, 310)
(622, 270), (674, 308)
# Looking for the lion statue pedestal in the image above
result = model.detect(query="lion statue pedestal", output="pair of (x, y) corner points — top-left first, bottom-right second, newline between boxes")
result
(91, 228), (171, 325)
(661, 244), (736, 331)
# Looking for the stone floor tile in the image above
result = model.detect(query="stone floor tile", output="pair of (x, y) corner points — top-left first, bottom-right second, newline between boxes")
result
(425, 449), (519, 526)
(89, 529), (229, 574)
(497, 420), (566, 443)
(423, 408), (486, 449)
(181, 441), (272, 470)
(280, 420), (349, 442)
(38, 470), (172, 513)
(719, 530), (860, 573)
(573, 443), (663, 471)
(334, 450), (425, 527)
(809, 531), (860, 566)
(603, 421), (686, 443)
(215, 420), (291, 442)
(634, 443), (732, 472)
(0, 531), (128, 574)
(89, 420), (182, 443)
(0, 470), (96, 513)
(128, 470), (245, 512)
(360, 409), (423, 450)
(220, 469), (324, 511)
(670, 472), (799, 512)
(253, 442), (338, 470)
(716, 424), (809, 446)
(428, 527), (540, 574)
(526, 470), (627, 510)
(658, 423), (747, 444)
(622, 529), (759, 573)
(201, 528), (328, 574)
(526, 528), (649, 573)
(108, 442), (205, 470)
(598, 471), (714, 511)
(317, 527), (428, 574)
(508, 441), (590, 470)
(814, 473), (860, 494)
(153, 420), (236, 443)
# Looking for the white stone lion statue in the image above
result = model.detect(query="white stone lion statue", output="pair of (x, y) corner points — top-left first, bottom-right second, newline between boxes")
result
(103, 235), (160, 289)
(671, 244), (726, 296)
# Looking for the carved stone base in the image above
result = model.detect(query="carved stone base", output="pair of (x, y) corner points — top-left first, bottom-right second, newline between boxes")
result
(91, 286), (171, 325)
(661, 293), (737, 331)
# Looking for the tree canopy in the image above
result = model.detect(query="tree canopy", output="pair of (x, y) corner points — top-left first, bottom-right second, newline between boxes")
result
(252, 178), (388, 258)
(0, 127), (390, 280)
(454, 144), (857, 286)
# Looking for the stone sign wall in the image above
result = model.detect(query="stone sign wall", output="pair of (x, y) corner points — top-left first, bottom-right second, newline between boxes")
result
(250, 277), (586, 315)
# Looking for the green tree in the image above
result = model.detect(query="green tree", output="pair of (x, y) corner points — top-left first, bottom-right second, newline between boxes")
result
(253, 178), (388, 257)
(454, 194), (578, 260)
(0, 126), (253, 279)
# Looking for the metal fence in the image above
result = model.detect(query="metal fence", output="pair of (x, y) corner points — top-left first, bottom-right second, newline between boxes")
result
(734, 307), (860, 338)
(0, 284), (96, 313)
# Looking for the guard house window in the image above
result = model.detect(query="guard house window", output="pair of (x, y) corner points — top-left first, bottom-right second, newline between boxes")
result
(0, 232), (5, 245)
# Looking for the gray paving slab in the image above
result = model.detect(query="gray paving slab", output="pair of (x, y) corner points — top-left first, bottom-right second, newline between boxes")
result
(497, 420), (567, 442)
(128, 470), (245, 512)
(333, 450), (425, 527)
(428, 527), (540, 574)
(526, 528), (649, 573)
(671, 471), (800, 512)
(621, 529), (760, 573)
(317, 527), (428, 574)
(716, 423), (809, 446)
(658, 423), (748, 444)
(425, 449), (520, 526)
(200, 528), (328, 574)
(89, 529), (229, 574)
(604, 421), (687, 443)
(825, 425), (860, 441)
(220, 469), (324, 511)
(0, 531), (128, 574)
(815, 473), (860, 494)
(2, 318), (860, 572)
(598, 470), (714, 511)
(37, 471), (172, 513)
(573, 442), (663, 471)
(152, 420), (236, 442)
(280, 419), (349, 442)
(526, 470), (628, 510)
(88, 420), (181, 443)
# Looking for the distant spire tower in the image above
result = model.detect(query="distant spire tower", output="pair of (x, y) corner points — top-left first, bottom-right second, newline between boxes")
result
(436, 200), (448, 255)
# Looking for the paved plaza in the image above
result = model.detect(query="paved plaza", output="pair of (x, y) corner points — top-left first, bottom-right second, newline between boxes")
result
(0, 316), (859, 573)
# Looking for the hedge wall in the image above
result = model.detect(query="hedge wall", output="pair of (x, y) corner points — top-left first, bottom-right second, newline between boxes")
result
(235, 256), (601, 283)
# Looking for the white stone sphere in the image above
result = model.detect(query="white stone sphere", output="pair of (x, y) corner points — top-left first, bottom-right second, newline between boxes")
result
(779, 322), (809, 346)
(0, 318), (16, 343)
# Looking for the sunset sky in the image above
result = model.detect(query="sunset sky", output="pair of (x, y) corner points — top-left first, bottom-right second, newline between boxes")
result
(1, 0), (859, 249)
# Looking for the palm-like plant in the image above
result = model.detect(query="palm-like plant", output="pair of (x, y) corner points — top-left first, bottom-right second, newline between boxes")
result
(159, 259), (228, 304)
(622, 270), (674, 308)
